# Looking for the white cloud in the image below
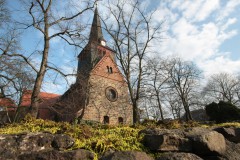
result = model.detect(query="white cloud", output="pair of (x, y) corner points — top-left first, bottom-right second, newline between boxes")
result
(194, 0), (220, 22)
(217, 0), (240, 21)
(151, 0), (240, 77)
(220, 18), (237, 31)
(179, 0), (203, 20)
(199, 56), (240, 78)
(171, 0), (219, 22)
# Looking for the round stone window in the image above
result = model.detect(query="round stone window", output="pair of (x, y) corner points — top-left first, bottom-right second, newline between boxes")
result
(105, 87), (118, 101)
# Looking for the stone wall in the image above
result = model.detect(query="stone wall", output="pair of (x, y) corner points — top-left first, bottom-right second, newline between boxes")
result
(83, 74), (132, 125)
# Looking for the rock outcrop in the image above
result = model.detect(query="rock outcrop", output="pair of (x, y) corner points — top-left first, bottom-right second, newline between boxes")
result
(0, 132), (80, 160)
(142, 127), (240, 160)
(100, 151), (154, 160)
(18, 149), (94, 160)
(0, 126), (240, 160)
(155, 152), (203, 160)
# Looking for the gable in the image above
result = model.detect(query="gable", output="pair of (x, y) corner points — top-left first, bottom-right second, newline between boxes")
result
(91, 53), (126, 83)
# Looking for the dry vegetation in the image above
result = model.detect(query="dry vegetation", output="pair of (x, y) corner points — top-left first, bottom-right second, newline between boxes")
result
(0, 115), (240, 158)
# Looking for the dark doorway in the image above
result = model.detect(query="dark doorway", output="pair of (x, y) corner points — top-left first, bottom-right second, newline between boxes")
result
(118, 117), (123, 124)
(104, 116), (109, 124)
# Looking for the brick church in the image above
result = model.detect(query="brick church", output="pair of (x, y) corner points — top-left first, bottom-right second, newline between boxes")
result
(37, 7), (133, 125)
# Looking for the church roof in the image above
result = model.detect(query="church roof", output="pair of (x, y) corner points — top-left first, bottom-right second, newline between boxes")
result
(0, 98), (16, 108)
(89, 7), (104, 43)
(21, 90), (60, 108)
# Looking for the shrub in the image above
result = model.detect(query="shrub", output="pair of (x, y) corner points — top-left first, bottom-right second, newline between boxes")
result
(205, 101), (240, 123)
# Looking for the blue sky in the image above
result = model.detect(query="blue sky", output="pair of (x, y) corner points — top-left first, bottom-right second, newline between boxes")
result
(7, 0), (240, 94)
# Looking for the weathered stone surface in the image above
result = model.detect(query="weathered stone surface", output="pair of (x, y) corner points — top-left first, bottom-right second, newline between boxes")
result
(18, 149), (94, 160)
(0, 132), (74, 159)
(143, 133), (192, 152)
(201, 139), (240, 160)
(214, 127), (240, 143)
(51, 134), (75, 150)
(19, 132), (54, 152)
(100, 151), (153, 160)
(0, 134), (20, 159)
(190, 131), (226, 156)
(156, 152), (203, 160)
(223, 140), (240, 160)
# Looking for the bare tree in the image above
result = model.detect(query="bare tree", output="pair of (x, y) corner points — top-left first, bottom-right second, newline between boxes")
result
(145, 58), (170, 120)
(4, 0), (96, 118)
(167, 58), (201, 121)
(202, 72), (240, 106)
(0, 2), (35, 121)
(0, 0), (9, 27)
(164, 90), (183, 119)
(0, 0), (34, 106)
(101, 0), (163, 123)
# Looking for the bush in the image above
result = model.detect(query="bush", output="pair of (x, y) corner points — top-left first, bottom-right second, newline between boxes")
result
(205, 101), (240, 123)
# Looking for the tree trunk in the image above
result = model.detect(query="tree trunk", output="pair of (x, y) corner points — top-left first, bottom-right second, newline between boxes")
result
(29, 13), (49, 118)
(183, 100), (192, 121)
(132, 101), (140, 124)
(156, 93), (164, 120)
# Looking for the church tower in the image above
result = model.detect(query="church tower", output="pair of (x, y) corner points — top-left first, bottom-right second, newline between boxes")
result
(52, 7), (133, 125)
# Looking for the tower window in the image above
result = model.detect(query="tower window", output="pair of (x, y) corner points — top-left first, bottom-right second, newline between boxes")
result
(118, 117), (123, 124)
(103, 116), (109, 124)
(107, 66), (113, 74)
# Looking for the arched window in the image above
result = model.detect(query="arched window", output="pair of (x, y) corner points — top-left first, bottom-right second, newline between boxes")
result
(107, 66), (109, 73)
(103, 116), (109, 124)
(118, 117), (123, 124)
(110, 67), (113, 73)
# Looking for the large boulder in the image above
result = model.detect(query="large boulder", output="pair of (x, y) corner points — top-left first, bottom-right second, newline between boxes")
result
(19, 132), (54, 152)
(143, 133), (192, 152)
(214, 127), (240, 143)
(100, 151), (153, 160)
(156, 152), (203, 160)
(51, 134), (75, 150)
(0, 132), (75, 159)
(189, 131), (226, 156)
(18, 149), (94, 160)
(223, 140), (240, 160)
(0, 134), (20, 159)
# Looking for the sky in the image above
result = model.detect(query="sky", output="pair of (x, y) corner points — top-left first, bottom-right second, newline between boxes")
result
(145, 0), (240, 77)
(7, 0), (240, 94)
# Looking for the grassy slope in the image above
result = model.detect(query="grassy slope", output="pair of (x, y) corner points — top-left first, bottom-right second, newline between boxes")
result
(1, 115), (240, 159)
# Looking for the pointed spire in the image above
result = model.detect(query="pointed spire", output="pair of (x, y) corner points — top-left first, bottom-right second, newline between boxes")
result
(89, 7), (104, 43)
